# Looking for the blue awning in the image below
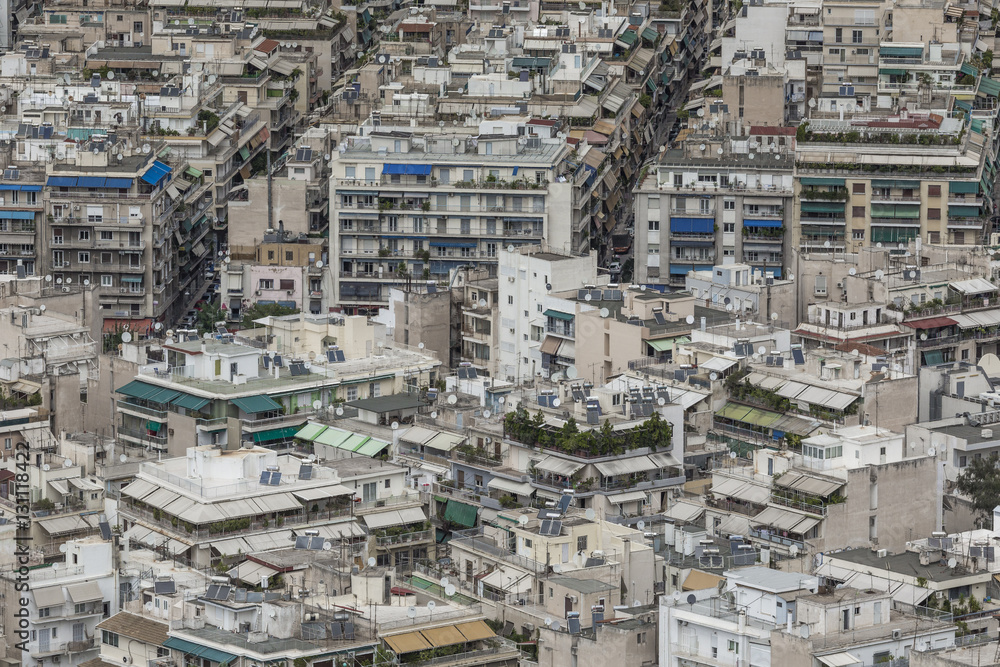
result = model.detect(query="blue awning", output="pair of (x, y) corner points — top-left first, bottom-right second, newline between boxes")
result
(277, 300), (296, 308)
(104, 178), (134, 189)
(257, 300), (275, 305)
(430, 241), (477, 248)
(121, 276), (142, 284)
(382, 164), (432, 175)
(0, 184), (40, 191)
(140, 160), (172, 186)
(46, 176), (78, 187)
(512, 166), (519, 175)
(77, 176), (106, 188)
(670, 218), (714, 234)
(0, 211), (36, 220)
(669, 264), (694, 275)
(744, 219), (782, 228)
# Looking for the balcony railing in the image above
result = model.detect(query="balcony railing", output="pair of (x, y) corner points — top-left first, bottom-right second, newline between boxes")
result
(117, 400), (168, 419)
(375, 528), (433, 546)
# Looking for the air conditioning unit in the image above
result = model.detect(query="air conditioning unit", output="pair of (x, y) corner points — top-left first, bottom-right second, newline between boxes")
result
(877, 548), (887, 558)
(891, 629), (902, 639)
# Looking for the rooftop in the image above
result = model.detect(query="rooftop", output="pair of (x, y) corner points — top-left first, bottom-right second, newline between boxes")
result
(828, 548), (974, 583)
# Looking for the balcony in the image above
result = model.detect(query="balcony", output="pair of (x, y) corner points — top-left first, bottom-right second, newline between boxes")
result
(545, 324), (575, 337)
(375, 528), (433, 547)
(917, 333), (961, 348)
(118, 425), (168, 448)
(116, 400), (168, 420)
(870, 193), (920, 204)
(241, 411), (313, 432)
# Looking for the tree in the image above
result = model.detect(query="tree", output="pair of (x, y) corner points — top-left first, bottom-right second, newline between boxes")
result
(955, 454), (1000, 524)
(241, 302), (299, 329)
(197, 302), (225, 335)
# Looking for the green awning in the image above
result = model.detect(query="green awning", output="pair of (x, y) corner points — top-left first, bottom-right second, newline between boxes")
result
(444, 500), (478, 528)
(716, 403), (753, 421)
(162, 638), (238, 665)
(972, 119), (985, 134)
(646, 78), (656, 93)
(354, 438), (391, 457)
(641, 26), (658, 42)
(949, 205), (981, 217)
(950, 181), (979, 194)
(185, 166), (203, 178)
(171, 394), (211, 411)
(923, 349), (944, 366)
(879, 68), (907, 76)
(956, 99), (973, 112)
(880, 46), (922, 57)
(252, 426), (299, 443)
(116, 380), (160, 400)
(871, 179), (920, 189)
(342, 434), (369, 451)
(239, 146), (251, 161)
(146, 421), (162, 432)
(961, 62), (979, 77)
(648, 335), (690, 352)
(146, 387), (181, 404)
(871, 203), (920, 219)
(742, 408), (781, 427)
(543, 309), (574, 321)
(314, 428), (352, 448)
(295, 422), (328, 441)
(801, 201), (845, 213)
(617, 29), (637, 46)
(979, 78), (1000, 97)
(871, 226), (919, 244)
(230, 394), (282, 414)
(661, 73), (671, 85)
(799, 177), (845, 186)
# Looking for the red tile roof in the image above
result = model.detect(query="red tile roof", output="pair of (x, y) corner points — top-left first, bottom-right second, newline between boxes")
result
(255, 38), (280, 54)
(749, 126), (796, 136)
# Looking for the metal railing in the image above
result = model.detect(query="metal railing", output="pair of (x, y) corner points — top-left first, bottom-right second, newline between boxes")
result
(375, 528), (433, 546)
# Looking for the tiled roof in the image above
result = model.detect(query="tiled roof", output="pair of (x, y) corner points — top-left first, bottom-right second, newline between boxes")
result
(97, 612), (169, 646)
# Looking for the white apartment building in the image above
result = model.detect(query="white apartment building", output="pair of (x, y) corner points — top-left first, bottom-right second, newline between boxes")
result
(0, 537), (117, 667)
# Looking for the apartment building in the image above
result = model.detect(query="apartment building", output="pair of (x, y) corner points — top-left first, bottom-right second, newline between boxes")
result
(633, 132), (794, 289)
(819, 0), (885, 106)
(0, 537), (117, 667)
(329, 128), (578, 316)
(113, 333), (438, 456)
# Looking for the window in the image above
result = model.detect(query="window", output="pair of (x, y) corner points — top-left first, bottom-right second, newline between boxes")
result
(724, 222), (735, 232)
(344, 166), (356, 179)
(648, 244), (659, 254)
(852, 206), (865, 218)
(38, 607), (50, 617)
(285, 251), (294, 261)
(79, 229), (90, 241)
(3, 438), (9, 450)
(852, 29), (863, 43)
(814, 275), (828, 295)
(648, 219), (660, 231)
(927, 208), (941, 220)
(852, 229), (865, 240)
(101, 275), (113, 287)
(724, 200), (735, 210)
(100, 230), (112, 241)
(78, 252), (90, 264)
(852, 183), (866, 194)
(364, 167), (376, 181)
(279, 279), (295, 290)
(507, 296), (513, 305)
(577, 536), (588, 551)
(835, 28), (842, 43)
(960, 455), (968, 467)
(728, 640), (739, 654)
(259, 279), (274, 290)
(346, 386), (358, 401)
(928, 184), (941, 196)
(648, 197), (660, 210)
(102, 631), (120, 647)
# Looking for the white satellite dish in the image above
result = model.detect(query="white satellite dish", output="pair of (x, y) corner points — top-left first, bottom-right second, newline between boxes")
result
(367, 557), (377, 567)
(499, 397), (506, 404)
(875, 270), (884, 280)
(928, 446), (936, 456)
(483, 410), (491, 419)
(120, 454), (128, 463)
(519, 515), (529, 526)
(657, 397), (666, 406)
(758, 346), (767, 355)
(710, 372), (719, 381)
(63, 458), (72, 468)
(121, 331), (133, 343)
(447, 394), (458, 405)
(507, 245), (515, 253)
(789, 544), (800, 556)
(948, 557), (957, 568)
(584, 293), (592, 301)
(107, 71), (115, 80)
(600, 308), (610, 318)
(545, 617), (553, 627)
(849, 267), (857, 276)
(407, 606), (417, 618)
(686, 315), (695, 325)
(391, 421), (399, 430)
(585, 508), (596, 521)
(42, 464), (50, 471)
(335, 407), (344, 416)
(729, 451), (737, 459)
(431, 411), (438, 419)
(312, 400), (322, 410)
(427, 601), (436, 611)
(920, 333), (928, 341)
(418, 342), (425, 349)
(636, 520), (645, 531)
(445, 584), (456, 596)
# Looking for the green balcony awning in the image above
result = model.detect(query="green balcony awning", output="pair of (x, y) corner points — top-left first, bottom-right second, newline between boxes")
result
(871, 203), (920, 219)
(171, 394), (210, 411)
(801, 201), (845, 213)
(354, 438), (391, 457)
(716, 402), (753, 421)
(185, 166), (203, 178)
(543, 309), (574, 321)
(949, 205), (981, 217)
(146, 387), (181, 404)
(979, 77), (1000, 97)
(879, 68), (907, 75)
(949, 181), (979, 194)
(163, 638), (237, 665)
(800, 177), (845, 186)
(742, 408), (781, 427)
(616, 29), (637, 46)
(871, 179), (920, 189)
(295, 422), (328, 441)
(116, 380), (160, 400)
(230, 394), (282, 414)
(252, 426), (299, 443)
(444, 500), (477, 528)
(871, 226), (919, 244)
(146, 421), (162, 432)
(961, 62), (979, 77)
(923, 349), (944, 366)
(239, 146), (251, 161)
(641, 26), (658, 41)
(646, 78), (656, 92)
(648, 335), (690, 352)
(880, 46), (923, 57)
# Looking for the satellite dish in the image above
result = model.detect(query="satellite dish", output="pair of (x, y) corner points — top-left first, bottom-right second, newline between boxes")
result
(758, 346), (767, 355)
(64, 458), (72, 468)
(928, 446), (936, 456)
(121, 331), (133, 343)
(599, 308), (610, 318)
(686, 594), (697, 605)
(478, 299), (487, 307)
(849, 268), (857, 276)
(749, 153), (755, 160)
(107, 71), (115, 80)
(636, 520), (645, 530)
(545, 617), (553, 627)
(633, 601), (642, 608)
(312, 400), (322, 410)
(686, 315), (695, 325)
(657, 397), (666, 406)
(584, 293), (592, 301)
(920, 333), (928, 341)
(407, 606), (417, 618)
(430, 411), (438, 419)
(808, 98), (817, 108)
(322, 540), (332, 551)
(152, 70), (159, 77)
(824, 241), (831, 248)
(948, 557), (957, 568)
(553, 563), (562, 573)
(790, 544), (800, 556)
(729, 451), (737, 459)
(391, 421), (399, 430)
(120, 454), (128, 463)
(551, 621), (562, 631)
(875, 270), (885, 280)
(335, 407), (344, 416)
(141, 143), (151, 154)
(710, 372), (719, 381)
(585, 508), (596, 521)
(519, 515), (530, 526)
(565, 366), (579, 380)
(418, 342), (425, 349)
(447, 394), (458, 405)
(427, 601), (436, 611)
(507, 245), (515, 253)
(800, 625), (811, 639)
(499, 397), (506, 404)
(483, 410), (492, 419)
(367, 557), (377, 567)
(673, 591), (681, 601)
(445, 584), (457, 596)
(717, 147), (724, 155)
(316, 261), (324, 268)
(42, 464), (50, 471)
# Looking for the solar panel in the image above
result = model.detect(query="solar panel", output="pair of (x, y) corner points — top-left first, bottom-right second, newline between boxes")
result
(710, 556), (724, 567)
(259, 471), (272, 485)
(592, 611), (604, 625)
(329, 622), (343, 640)
(299, 465), (313, 480)
(311, 536), (326, 550)
(270, 472), (282, 485)
(502, 621), (515, 637)
(653, 312), (667, 325)
(99, 521), (111, 540)
(792, 349), (805, 365)
(568, 618), (581, 634)
(540, 519), (552, 535)
(571, 386), (585, 402)
(235, 588), (248, 602)
(426, 284), (437, 294)
(289, 362), (307, 376)
(928, 537), (941, 548)
(273, 355), (284, 367)
(577, 289), (588, 300)
(987, 547), (995, 562)
(264, 592), (281, 601)
(549, 520), (562, 536)
(558, 494), (572, 513)
(344, 622), (355, 639)
(302, 622), (327, 640)
(587, 408), (600, 425)
(733, 552), (756, 566)
(457, 368), (469, 379)
(154, 580), (176, 595)
(971, 546), (983, 557)
(765, 356), (774, 366)
(942, 538), (954, 549)
(773, 357), (783, 367)
(263, 355), (271, 368)
(295, 535), (311, 549)
(467, 367), (478, 379)
(295, 147), (313, 162)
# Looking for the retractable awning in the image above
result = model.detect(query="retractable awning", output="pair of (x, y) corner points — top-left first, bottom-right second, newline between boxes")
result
(487, 478), (534, 496)
(534, 456), (585, 476)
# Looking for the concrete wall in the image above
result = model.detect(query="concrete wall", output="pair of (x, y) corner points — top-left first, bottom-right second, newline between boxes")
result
(392, 290), (452, 371)
(536, 618), (656, 667)
(723, 74), (785, 128)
